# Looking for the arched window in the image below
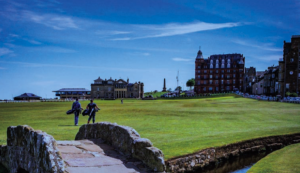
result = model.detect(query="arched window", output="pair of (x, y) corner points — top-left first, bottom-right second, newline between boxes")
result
(227, 63), (230, 68)
(221, 63), (225, 68)
(210, 64), (213, 68)
(216, 64), (219, 68)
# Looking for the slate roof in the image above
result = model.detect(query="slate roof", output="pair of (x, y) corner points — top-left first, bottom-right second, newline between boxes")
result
(53, 88), (90, 92)
(14, 93), (41, 98)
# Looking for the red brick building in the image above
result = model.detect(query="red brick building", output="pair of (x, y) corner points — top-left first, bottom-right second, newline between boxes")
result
(194, 50), (245, 94)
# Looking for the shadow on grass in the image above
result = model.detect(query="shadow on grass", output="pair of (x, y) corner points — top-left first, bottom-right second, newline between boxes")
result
(58, 125), (76, 127)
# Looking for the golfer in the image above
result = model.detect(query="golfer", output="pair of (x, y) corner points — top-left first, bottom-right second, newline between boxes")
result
(86, 99), (100, 124)
(72, 98), (82, 126)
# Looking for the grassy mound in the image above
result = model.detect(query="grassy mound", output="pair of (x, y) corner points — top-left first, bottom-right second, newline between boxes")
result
(248, 143), (300, 173)
(0, 95), (300, 160)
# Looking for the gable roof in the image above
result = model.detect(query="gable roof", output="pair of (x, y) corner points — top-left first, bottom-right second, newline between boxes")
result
(14, 93), (41, 98)
(53, 88), (90, 92)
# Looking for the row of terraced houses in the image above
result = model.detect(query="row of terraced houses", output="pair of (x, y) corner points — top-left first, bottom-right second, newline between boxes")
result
(195, 35), (300, 97)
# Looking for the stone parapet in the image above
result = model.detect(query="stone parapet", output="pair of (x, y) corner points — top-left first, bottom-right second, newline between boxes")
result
(0, 125), (65, 173)
(75, 122), (165, 172)
(165, 133), (300, 172)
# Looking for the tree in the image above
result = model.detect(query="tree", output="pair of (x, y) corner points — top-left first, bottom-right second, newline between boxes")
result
(186, 78), (195, 90)
(175, 86), (182, 95)
(286, 92), (291, 97)
(167, 88), (172, 92)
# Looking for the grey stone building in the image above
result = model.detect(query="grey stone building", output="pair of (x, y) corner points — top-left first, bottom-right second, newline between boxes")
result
(91, 77), (144, 99)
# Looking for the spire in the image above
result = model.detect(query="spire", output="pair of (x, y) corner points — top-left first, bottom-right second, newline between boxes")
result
(196, 47), (203, 59)
(162, 78), (167, 92)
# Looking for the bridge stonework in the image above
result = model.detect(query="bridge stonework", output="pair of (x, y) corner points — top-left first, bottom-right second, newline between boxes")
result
(0, 125), (65, 173)
(75, 122), (166, 172)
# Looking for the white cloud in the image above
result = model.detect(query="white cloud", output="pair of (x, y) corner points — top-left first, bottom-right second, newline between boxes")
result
(23, 38), (42, 45)
(111, 21), (242, 40)
(0, 48), (13, 56)
(22, 11), (78, 30)
(232, 39), (282, 52)
(172, 58), (192, 62)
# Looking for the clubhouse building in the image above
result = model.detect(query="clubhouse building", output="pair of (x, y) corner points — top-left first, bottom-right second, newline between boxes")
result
(53, 88), (91, 99)
(91, 77), (144, 99)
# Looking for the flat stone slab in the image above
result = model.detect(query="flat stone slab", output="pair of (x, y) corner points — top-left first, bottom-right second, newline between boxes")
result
(57, 146), (82, 154)
(57, 141), (81, 146)
(65, 156), (123, 167)
(58, 139), (149, 173)
(76, 144), (104, 152)
(61, 153), (94, 160)
(66, 164), (143, 173)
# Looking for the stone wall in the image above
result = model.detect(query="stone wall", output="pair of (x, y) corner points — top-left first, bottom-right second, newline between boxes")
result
(0, 125), (65, 173)
(165, 133), (300, 172)
(75, 122), (165, 172)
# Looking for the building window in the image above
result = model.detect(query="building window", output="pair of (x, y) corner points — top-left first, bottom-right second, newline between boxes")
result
(226, 86), (230, 90)
(227, 70), (230, 73)
(240, 74), (242, 77)
(221, 74), (224, 78)
(272, 74), (275, 78)
(221, 64), (225, 68)
(216, 87), (219, 91)
(203, 87), (206, 91)
(204, 70), (207, 73)
(204, 75), (207, 79)
(291, 58), (294, 62)
(210, 75), (213, 78)
(233, 70), (236, 73)
(221, 70), (224, 73)
(210, 70), (213, 73)
(209, 87), (213, 91)
(227, 75), (230, 79)
(198, 75), (200, 79)
(221, 80), (224, 84)
(198, 70), (200, 74)
(216, 75), (218, 79)
(215, 81), (218, 84)
(290, 71), (293, 75)
(197, 81), (200, 85)
(286, 83), (290, 89)
(227, 64), (230, 68)
(233, 80), (235, 84)
(240, 79), (242, 84)
(210, 80), (213, 84)
(216, 64), (219, 68)
(198, 66), (201, 69)
(227, 80), (230, 84)
(210, 64), (213, 68)
(299, 73), (300, 78)
(216, 70), (218, 73)
(204, 81), (207, 84)
(233, 74), (236, 78)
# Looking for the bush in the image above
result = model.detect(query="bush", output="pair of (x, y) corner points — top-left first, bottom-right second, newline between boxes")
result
(291, 93), (298, 97)
(286, 92), (291, 96)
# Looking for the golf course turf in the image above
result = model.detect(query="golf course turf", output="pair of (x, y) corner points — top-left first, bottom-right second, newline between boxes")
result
(248, 143), (300, 173)
(0, 94), (300, 160)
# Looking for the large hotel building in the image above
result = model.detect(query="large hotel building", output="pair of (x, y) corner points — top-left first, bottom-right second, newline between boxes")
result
(194, 50), (245, 94)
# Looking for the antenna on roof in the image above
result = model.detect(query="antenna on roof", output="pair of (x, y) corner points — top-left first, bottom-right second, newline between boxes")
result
(199, 46), (201, 50)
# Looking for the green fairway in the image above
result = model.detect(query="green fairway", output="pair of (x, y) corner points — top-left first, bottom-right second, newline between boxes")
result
(0, 95), (300, 160)
(248, 143), (300, 173)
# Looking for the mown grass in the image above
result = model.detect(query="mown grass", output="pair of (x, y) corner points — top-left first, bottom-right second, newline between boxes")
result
(144, 91), (167, 97)
(0, 94), (300, 160)
(248, 143), (300, 173)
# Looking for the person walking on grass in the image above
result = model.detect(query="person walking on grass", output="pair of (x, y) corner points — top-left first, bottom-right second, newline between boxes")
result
(86, 99), (100, 124)
(72, 98), (82, 126)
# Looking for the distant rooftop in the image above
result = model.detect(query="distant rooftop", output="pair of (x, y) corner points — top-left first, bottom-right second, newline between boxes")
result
(14, 93), (41, 98)
(53, 88), (90, 92)
(292, 35), (300, 38)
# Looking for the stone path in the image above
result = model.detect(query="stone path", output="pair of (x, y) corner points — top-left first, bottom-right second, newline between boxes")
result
(57, 139), (149, 173)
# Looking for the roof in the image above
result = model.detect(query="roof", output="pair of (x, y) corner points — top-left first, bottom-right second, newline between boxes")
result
(14, 93), (41, 98)
(53, 88), (90, 92)
(196, 50), (204, 59)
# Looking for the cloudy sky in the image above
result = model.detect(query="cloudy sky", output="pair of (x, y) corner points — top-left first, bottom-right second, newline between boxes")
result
(0, 0), (299, 99)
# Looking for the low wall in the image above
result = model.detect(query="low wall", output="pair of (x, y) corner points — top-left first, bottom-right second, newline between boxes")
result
(75, 122), (165, 172)
(165, 133), (300, 172)
(0, 125), (65, 173)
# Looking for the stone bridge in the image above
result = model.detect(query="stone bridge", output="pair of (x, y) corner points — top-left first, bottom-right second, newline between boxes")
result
(0, 123), (165, 173)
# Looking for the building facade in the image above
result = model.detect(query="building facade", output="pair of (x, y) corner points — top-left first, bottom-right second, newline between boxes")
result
(263, 66), (279, 96)
(91, 77), (144, 99)
(14, 93), (41, 100)
(244, 67), (256, 94)
(194, 50), (245, 94)
(278, 35), (300, 96)
(53, 88), (91, 99)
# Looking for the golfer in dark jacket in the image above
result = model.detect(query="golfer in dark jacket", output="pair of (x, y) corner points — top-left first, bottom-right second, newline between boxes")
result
(72, 98), (82, 126)
(86, 99), (100, 124)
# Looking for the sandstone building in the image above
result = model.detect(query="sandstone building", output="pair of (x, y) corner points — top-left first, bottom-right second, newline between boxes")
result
(53, 88), (91, 99)
(278, 35), (300, 96)
(91, 77), (144, 99)
(194, 50), (245, 94)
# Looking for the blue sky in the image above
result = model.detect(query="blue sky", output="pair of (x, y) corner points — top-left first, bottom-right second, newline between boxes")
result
(0, 0), (299, 99)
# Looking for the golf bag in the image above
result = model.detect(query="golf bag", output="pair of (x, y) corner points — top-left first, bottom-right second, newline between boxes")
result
(82, 109), (89, 116)
(66, 109), (75, 115)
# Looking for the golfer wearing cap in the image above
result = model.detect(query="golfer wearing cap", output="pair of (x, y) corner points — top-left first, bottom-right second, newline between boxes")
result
(86, 99), (100, 124)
